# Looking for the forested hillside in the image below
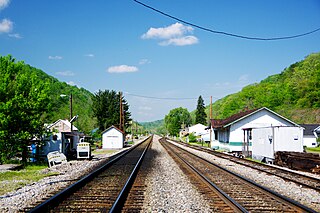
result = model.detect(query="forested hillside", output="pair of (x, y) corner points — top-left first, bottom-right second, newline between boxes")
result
(206, 52), (320, 123)
(2, 55), (96, 133)
(140, 120), (166, 135)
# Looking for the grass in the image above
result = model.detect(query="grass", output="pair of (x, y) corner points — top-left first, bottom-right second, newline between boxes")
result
(92, 149), (117, 155)
(306, 146), (320, 153)
(0, 164), (58, 196)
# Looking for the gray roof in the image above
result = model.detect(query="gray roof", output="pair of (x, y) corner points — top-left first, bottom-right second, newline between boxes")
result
(299, 124), (320, 136)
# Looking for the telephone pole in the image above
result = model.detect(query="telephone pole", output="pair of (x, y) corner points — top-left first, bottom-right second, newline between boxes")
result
(209, 96), (212, 148)
(119, 92), (123, 131)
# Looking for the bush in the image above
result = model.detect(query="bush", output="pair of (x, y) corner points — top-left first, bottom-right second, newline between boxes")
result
(188, 133), (197, 142)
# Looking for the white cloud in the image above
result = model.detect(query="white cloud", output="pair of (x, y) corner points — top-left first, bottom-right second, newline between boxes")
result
(67, 81), (76, 86)
(0, 0), (10, 10)
(56, 70), (75, 76)
(107, 65), (138, 73)
(159, 36), (198, 46)
(141, 22), (198, 46)
(84, 53), (94, 58)
(8, 33), (22, 39)
(0, 18), (13, 33)
(48, 55), (63, 60)
(139, 59), (151, 65)
(142, 22), (193, 39)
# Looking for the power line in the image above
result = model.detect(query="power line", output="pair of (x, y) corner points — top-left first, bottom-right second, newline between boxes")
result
(133, 0), (320, 41)
(124, 92), (218, 101)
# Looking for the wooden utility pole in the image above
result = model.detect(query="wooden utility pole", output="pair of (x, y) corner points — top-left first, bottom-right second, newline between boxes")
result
(209, 96), (212, 148)
(119, 92), (123, 131)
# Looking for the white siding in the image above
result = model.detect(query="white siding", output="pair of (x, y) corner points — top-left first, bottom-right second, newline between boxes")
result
(252, 126), (303, 161)
(303, 136), (318, 147)
(102, 128), (124, 149)
(227, 110), (295, 152)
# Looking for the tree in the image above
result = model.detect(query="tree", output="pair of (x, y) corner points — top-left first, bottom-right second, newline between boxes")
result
(165, 107), (192, 136)
(195, 95), (207, 125)
(92, 90), (131, 132)
(0, 55), (50, 163)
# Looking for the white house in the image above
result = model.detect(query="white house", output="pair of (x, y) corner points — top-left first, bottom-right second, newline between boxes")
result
(300, 124), (320, 147)
(188, 124), (208, 136)
(102, 126), (124, 149)
(41, 119), (80, 156)
(209, 107), (302, 155)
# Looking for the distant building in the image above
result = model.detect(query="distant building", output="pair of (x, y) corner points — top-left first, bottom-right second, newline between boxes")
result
(180, 123), (208, 138)
(300, 124), (320, 147)
(102, 126), (124, 149)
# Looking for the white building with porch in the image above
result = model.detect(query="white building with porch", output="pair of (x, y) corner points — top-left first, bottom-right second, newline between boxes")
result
(208, 107), (302, 156)
(41, 119), (80, 156)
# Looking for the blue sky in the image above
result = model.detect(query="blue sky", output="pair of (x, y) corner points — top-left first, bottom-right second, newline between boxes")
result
(1, 0), (319, 122)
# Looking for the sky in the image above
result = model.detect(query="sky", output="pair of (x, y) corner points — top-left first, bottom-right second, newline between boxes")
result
(0, 0), (319, 122)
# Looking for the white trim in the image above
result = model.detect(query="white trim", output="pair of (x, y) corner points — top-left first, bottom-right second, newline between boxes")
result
(224, 107), (300, 128)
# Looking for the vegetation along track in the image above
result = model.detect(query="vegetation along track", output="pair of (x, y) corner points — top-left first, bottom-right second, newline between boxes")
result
(162, 138), (317, 212)
(28, 136), (153, 213)
(170, 139), (320, 193)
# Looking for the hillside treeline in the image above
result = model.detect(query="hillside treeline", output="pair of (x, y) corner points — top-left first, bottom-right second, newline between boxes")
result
(208, 53), (320, 123)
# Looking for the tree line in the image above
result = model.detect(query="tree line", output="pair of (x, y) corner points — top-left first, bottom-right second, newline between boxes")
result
(0, 55), (132, 163)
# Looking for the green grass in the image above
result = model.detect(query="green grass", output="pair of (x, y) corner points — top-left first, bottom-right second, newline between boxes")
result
(306, 146), (320, 153)
(0, 164), (58, 196)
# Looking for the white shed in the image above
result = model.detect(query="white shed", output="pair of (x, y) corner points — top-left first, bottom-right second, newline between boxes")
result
(102, 126), (124, 149)
(252, 126), (304, 163)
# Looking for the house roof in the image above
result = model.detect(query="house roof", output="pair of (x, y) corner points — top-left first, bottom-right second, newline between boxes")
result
(46, 119), (78, 132)
(210, 107), (299, 129)
(102, 125), (124, 134)
(299, 124), (320, 136)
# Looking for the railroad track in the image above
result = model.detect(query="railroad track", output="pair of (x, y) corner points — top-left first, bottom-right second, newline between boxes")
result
(28, 136), (153, 213)
(169, 138), (320, 193)
(161, 138), (317, 212)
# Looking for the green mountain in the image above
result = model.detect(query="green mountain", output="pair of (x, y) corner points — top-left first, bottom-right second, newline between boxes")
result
(140, 119), (166, 135)
(204, 52), (320, 124)
(11, 59), (96, 133)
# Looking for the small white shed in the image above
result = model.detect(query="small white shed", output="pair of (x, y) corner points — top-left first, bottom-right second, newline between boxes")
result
(102, 126), (124, 149)
(252, 126), (304, 163)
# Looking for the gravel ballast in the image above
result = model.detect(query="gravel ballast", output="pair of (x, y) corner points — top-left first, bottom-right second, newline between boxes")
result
(168, 139), (320, 212)
(141, 135), (211, 212)
(1, 136), (319, 212)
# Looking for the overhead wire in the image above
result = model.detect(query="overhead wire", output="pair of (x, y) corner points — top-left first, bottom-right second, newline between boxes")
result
(133, 0), (320, 41)
(124, 92), (218, 101)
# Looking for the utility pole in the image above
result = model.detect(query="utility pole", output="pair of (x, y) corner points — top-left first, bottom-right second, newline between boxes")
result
(119, 92), (123, 131)
(209, 96), (212, 148)
(70, 93), (73, 133)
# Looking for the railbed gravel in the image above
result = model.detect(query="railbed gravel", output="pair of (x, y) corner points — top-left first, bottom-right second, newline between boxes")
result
(168, 139), (320, 212)
(0, 148), (127, 212)
(1, 136), (319, 212)
(141, 135), (211, 212)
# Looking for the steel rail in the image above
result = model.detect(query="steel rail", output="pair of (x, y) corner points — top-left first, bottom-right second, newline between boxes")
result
(29, 136), (152, 213)
(109, 136), (152, 212)
(165, 138), (318, 213)
(168, 138), (320, 192)
(161, 139), (247, 213)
